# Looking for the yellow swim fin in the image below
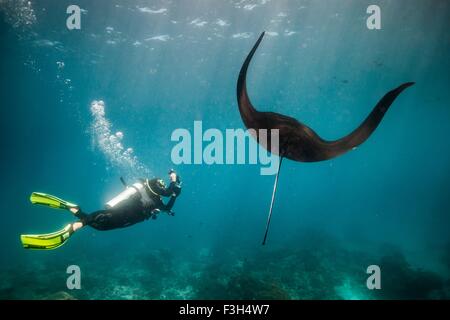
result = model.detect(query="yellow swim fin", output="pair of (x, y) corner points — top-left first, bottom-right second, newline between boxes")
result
(30, 192), (78, 211)
(21, 224), (74, 250)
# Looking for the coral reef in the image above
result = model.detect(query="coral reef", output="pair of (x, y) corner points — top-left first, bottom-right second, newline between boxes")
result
(44, 291), (77, 300)
(1, 230), (448, 300)
(372, 251), (444, 299)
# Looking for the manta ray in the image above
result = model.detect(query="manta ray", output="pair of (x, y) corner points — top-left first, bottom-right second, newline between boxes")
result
(236, 32), (414, 245)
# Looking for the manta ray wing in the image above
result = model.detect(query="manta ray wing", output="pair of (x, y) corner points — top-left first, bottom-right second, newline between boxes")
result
(237, 32), (414, 162)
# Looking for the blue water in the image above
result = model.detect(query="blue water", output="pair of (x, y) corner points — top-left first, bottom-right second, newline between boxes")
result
(0, 0), (449, 299)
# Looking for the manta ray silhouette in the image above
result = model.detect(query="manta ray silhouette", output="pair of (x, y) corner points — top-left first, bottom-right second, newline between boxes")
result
(236, 32), (414, 245)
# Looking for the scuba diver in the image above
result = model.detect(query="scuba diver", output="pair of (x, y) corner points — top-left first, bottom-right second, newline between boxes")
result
(20, 169), (182, 250)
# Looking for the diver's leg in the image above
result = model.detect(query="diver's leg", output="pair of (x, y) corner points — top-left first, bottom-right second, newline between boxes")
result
(68, 207), (87, 232)
(75, 209), (118, 231)
(68, 208), (109, 231)
(70, 207), (85, 217)
(72, 221), (84, 232)
(69, 207), (79, 214)
(67, 207), (86, 232)
(71, 205), (139, 231)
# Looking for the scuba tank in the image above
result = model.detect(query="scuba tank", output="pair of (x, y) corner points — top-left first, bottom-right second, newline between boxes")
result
(106, 182), (154, 209)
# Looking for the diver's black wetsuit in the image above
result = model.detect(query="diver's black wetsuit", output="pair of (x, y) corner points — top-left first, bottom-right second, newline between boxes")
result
(76, 178), (181, 231)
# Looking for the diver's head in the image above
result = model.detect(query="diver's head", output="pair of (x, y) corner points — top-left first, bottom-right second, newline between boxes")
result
(142, 177), (166, 192)
(156, 178), (166, 188)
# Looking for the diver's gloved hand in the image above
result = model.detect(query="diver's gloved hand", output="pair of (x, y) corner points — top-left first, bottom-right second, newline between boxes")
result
(167, 211), (175, 217)
(169, 168), (181, 183)
(169, 169), (177, 182)
(169, 169), (182, 197)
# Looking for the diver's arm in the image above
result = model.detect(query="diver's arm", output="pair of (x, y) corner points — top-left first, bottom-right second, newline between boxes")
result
(160, 172), (181, 215)
(158, 181), (178, 197)
(160, 172), (182, 197)
(161, 196), (177, 215)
